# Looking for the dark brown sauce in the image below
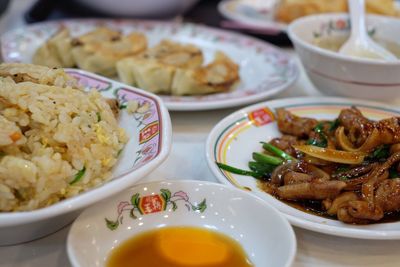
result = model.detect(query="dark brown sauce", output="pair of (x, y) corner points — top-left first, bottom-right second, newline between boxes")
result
(283, 199), (335, 219)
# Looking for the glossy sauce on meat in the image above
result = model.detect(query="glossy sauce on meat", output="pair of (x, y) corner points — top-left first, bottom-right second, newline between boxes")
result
(255, 107), (400, 224)
(258, 180), (400, 223)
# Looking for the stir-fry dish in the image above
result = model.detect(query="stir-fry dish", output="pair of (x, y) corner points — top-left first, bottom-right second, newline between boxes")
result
(218, 107), (400, 224)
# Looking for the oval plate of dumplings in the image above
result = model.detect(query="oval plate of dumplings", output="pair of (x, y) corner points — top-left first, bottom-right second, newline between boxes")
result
(0, 19), (298, 111)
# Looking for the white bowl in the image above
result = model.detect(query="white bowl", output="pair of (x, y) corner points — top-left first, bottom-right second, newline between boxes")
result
(67, 180), (296, 267)
(0, 69), (172, 246)
(288, 13), (400, 102)
(74, 0), (200, 17)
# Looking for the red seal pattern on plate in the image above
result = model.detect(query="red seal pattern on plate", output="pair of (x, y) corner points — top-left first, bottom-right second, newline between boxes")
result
(105, 189), (207, 230)
(248, 107), (275, 126)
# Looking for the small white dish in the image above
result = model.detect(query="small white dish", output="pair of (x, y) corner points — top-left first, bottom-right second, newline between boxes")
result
(0, 69), (172, 246)
(67, 180), (296, 267)
(0, 19), (298, 111)
(218, 0), (287, 33)
(206, 96), (400, 239)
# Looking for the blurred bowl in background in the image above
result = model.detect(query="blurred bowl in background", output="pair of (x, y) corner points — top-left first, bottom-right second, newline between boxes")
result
(288, 13), (400, 102)
(74, 0), (200, 18)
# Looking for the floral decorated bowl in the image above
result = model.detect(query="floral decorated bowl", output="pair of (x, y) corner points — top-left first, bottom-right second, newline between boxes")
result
(67, 180), (296, 267)
(0, 69), (172, 246)
(288, 13), (400, 102)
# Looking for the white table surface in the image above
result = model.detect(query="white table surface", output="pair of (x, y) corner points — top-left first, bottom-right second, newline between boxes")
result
(1, 1), (400, 266)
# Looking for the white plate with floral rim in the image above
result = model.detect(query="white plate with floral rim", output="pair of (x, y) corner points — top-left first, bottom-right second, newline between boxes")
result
(218, 0), (287, 34)
(67, 180), (296, 267)
(206, 96), (400, 240)
(0, 68), (172, 246)
(0, 19), (298, 111)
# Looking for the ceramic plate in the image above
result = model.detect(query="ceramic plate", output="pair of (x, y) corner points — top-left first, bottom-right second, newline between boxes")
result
(218, 0), (287, 33)
(67, 180), (296, 267)
(0, 19), (298, 111)
(206, 97), (400, 239)
(0, 69), (172, 245)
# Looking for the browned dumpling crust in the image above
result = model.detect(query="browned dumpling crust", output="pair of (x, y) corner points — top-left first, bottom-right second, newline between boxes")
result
(171, 51), (240, 95)
(117, 40), (240, 96)
(71, 28), (147, 77)
(116, 39), (204, 94)
(33, 27), (75, 68)
(33, 27), (148, 77)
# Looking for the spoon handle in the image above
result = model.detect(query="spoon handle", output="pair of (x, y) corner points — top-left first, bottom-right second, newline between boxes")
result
(348, 0), (367, 39)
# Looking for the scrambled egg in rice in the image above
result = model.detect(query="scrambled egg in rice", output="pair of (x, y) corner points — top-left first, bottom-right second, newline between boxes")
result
(0, 63), (128, 211)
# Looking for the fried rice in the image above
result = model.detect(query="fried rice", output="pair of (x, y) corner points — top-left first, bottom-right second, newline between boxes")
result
(0, 63), (128, 211)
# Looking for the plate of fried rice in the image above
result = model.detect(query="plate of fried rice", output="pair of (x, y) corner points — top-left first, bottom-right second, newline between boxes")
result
(0, 63), (171, 245)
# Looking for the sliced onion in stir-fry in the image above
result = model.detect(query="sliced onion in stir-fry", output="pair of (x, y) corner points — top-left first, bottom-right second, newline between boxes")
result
(335, 126), (381, 153)
(303, 154), (330, 166)
(335, 126), (356, 151)
(292, 144), (367, 164)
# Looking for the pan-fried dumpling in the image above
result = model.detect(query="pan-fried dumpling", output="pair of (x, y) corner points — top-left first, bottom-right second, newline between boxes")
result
(116, 40), (203, 93)
(33, 27), (75, 68)
(144, 40), (203, 69)
(71, 28), (147, 77)
(116, 57), (137, 87)
(72, 27), (120, 44)
(33, 42), (62, 68)
(171, 51), (240, 95)
(120, 57), (175, 94)
(52, 28), (75, 67)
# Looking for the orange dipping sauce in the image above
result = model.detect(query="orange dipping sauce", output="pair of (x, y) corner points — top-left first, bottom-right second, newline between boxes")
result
(106, 226), (254, 267)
